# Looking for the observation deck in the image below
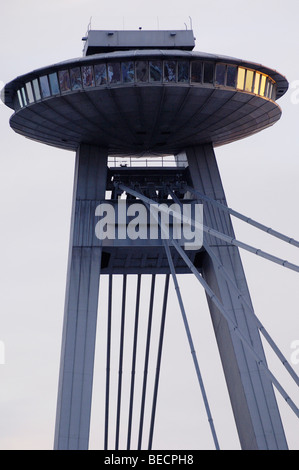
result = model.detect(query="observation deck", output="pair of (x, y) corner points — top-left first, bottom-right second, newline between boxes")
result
(2, 30), (288, 155)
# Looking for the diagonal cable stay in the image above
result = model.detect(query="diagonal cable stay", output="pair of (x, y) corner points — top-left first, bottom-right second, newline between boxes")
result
(118, 183), (299, 420)
(167, 186), (299, 387)
(117, 183), (299, 274)
(185, 186), (299, 248)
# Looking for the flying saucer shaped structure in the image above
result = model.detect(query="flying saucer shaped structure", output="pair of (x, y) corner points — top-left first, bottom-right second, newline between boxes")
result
(2, 30), (288, 155)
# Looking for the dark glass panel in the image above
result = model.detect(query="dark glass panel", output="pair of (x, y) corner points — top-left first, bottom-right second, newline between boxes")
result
(94, 63), (107, 86)
(122, 62), (134, 83)
(203, 62), (214, 84)
(70, 68), (82, 90)
(108, 63), (121, 84)
(191, 61), (202, 83)
(82, 66), (94, 88)
(26, 82), (35, 103)
(59, 70), (71, 93)
(164, 61), (176, 82)
(215, 64), (226, 86)
(149, 61), (162, 82)
(17, 90), (24, 108)
(49, 73), (60, 95)
(21, 87), (28, 105)
(136, 61), (148, 82)
(226, 65), (237, 88)
(32, 79), (41, 100)
(40, 75), (51, 98)
(268, 82), (273, 99)
(178, 61), (189, 82)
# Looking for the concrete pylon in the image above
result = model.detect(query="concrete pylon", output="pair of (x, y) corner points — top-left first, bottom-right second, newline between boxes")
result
(185, 144), (288, 450)
(54, 144), (107, 450)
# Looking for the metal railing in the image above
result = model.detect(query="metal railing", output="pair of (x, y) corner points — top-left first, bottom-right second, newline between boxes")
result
(107, 155), (187, 168)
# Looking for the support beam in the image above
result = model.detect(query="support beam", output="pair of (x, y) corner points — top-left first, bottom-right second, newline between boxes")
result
(54, 144), (108, 450)
(185, 144), (288, 450)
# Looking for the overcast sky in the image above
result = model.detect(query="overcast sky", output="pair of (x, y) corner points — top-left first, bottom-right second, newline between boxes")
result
(0, 0), (298, 450)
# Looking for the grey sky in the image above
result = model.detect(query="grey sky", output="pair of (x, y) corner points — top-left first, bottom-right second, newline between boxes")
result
(0, 0), (298, 450)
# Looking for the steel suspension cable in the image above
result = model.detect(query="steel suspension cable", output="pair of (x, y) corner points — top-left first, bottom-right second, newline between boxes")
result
(104, 274), (113, 450)
(163, 240), (220, 450)
(169, 239), (299, 418)
(148, 274), (170, 450)
(138, 274), (156, 450)
(115, 274), (127, 450)
(185, 185), (299, 248)
(120, 184), (299, 419)
(140, 195), (220, 449)
(204, 243), (299, 387)
(127, 274), (142, 450)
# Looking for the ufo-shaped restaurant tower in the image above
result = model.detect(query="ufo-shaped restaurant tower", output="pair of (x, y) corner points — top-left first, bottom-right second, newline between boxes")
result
(2, 29), (291, 451)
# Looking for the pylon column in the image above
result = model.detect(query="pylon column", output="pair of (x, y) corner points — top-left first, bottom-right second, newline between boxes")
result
(185, 144), (288, 450)
(54, 144), (108, 450)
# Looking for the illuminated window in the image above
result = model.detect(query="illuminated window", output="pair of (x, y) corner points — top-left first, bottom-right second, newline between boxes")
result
(40, 76), (51, 98)
(32, 79), (41, 101)
(178, 61), (189, 83)
(49, 73), (60, 95)
(191, 61), (202, 83)
(136, 61), (148, 82)
(164, 61), (176, 82)
(122, 62), (134, 83)
(59, 70), (71, 93)
(226, 66), (237, 87)
(70, 68), (82, 90)
(108, 63), (121, 84)
(82, 66), (94, 88)
(253, 73), (260, 94)
(149, 61), (162, 82)
(215, 64), (226, 86)
(17, 90), (24, 108)
(237, 68), (246, 89)
(259, 75), (266, 96)
(203, 62), (214, 84)
(21, 87), (28, 106)
(94, 64), (107, 86)
(26, 82), (35, 103)
(271, 85), (276, 101)
(245, 69), (254, 92)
